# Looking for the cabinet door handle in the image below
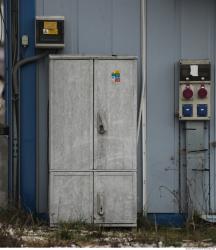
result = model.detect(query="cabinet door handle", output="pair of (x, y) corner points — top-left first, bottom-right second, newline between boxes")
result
(97, 193), (104, 216)
(97, 113), (106, 135)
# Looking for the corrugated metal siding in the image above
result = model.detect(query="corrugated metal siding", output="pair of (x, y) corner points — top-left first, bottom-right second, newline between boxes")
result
(20, 0), (37, 211)
(36, 0), (141, 213)
(36, 0), (216, 216)
(147, 0), (179, 213)
(147, 0), (216, 213)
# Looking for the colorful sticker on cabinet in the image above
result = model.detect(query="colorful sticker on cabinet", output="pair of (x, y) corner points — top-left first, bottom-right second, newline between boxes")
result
(112, 70), (121, 83)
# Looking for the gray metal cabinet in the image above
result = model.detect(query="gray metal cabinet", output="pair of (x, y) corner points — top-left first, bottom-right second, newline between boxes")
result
(49, 56), (137, 226)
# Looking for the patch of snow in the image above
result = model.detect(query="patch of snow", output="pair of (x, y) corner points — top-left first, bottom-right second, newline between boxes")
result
(158, 241), (163, 247)
(8, 227), (15, 237)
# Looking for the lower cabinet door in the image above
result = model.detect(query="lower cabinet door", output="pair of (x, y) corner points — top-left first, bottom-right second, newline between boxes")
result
(94, 172), (137, 226)
(49, 172), (93, 225)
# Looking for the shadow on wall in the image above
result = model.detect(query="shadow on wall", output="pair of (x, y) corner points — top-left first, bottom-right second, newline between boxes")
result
(0, 44), (8, 208)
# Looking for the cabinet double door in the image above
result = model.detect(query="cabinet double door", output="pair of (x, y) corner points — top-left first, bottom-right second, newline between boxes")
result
(49, 58), (137, 226)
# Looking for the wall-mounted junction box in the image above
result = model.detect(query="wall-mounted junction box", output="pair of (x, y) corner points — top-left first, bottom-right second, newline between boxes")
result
(179, 60), (211, 120)
(35, 16), (64, 48)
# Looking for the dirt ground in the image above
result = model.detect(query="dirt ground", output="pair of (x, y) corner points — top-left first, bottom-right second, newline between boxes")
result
(0, 208), (216, 247)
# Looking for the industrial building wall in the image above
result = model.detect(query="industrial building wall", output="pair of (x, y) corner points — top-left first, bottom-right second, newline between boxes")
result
(147, 0), (179, 213)
(35, 0), (141, 213)
(147, 0), (216, 213)
(36, 0), (216, 217)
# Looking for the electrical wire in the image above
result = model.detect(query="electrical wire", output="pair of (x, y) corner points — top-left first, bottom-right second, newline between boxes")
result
(11, 0), (18, 67)
(10, 0), (19, 204)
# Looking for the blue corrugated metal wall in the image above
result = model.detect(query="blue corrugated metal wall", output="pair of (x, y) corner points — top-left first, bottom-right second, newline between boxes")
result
(19, 0), (36, 211)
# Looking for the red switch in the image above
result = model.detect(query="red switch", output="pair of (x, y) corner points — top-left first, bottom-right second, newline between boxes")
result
(183, 85), (193, 99)
(198, 84), (208, 99)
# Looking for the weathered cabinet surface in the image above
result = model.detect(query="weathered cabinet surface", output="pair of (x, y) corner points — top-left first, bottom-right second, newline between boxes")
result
(94, 60), (137, 171)
(94, 172), (137, 225)
(49, 59), (93, 171)
(49, 56), (137, 226)
(50, 172), (93, 225)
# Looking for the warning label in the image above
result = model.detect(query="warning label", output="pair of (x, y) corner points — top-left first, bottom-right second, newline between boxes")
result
(43, 21), (58, 35)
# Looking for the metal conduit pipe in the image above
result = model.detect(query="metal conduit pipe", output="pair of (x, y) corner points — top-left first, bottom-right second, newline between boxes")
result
(12, 51), (49, 204)
(140, 0), (147, 215)
(13, 52), (49, 96)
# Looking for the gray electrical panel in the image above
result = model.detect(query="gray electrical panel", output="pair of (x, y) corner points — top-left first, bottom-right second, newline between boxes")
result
(49, 55), (137, 226)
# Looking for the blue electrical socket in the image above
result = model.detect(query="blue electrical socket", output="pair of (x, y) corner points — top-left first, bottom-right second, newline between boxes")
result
(197, 104), (208, 117)
(182, 104), (193, 117)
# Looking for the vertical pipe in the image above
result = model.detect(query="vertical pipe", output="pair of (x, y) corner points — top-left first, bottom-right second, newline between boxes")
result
(141, 0), (147, 214)
(4, 0), (13, 201)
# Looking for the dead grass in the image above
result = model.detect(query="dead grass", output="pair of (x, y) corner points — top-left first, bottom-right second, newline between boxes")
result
(0, 205), (47, 227)
(0, 227), (21, 247)
(0, 208), (215, 247)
